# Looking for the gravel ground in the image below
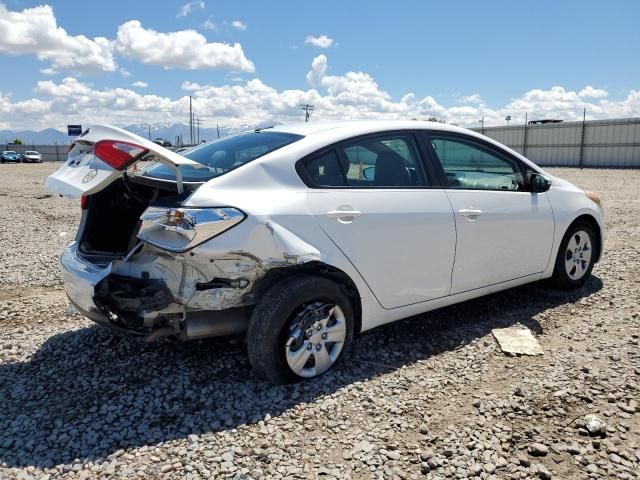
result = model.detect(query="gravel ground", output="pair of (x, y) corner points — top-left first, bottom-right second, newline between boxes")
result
(0, 163), (638, 480)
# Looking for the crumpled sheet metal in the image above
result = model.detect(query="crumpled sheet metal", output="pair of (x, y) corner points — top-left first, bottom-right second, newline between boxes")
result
(492, 325), (544, 356)
(109, 219), (324, 313)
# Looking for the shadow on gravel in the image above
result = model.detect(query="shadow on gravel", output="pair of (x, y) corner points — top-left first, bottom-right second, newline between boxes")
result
(0, 276), (602, 468)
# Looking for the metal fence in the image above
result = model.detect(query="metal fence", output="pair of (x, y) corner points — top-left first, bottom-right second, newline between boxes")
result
(471, 117), (640, 168)
(3, 117), (640, 167)
(1, 143), (70, 162)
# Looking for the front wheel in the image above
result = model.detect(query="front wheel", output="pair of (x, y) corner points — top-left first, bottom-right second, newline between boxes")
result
(247, 275), (354, 384)
(551, 220), (597, 290)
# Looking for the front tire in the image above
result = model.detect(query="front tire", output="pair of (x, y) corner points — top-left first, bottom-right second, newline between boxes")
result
(247, 275), (354, 384)
(551, 220), (597, 290)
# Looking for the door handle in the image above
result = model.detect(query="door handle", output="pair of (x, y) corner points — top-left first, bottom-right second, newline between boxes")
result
(458, 208), (484, 220)
(327, 207), (361, 223)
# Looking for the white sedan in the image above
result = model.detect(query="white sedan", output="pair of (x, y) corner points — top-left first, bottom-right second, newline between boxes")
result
(45, 121), (604, 383)
(22, 150), (43, 163)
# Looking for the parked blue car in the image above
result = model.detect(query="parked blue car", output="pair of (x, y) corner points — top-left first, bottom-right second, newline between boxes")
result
(1, 150), (21, 163)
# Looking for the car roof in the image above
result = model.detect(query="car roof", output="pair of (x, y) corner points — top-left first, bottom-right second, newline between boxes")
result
(269, 119), (474, 137)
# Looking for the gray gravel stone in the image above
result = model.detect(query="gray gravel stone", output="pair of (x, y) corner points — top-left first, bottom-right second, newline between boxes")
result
(0, 165), (639, 480)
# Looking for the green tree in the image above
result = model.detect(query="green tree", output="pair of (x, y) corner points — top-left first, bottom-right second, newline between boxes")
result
(12, 138), (23, 145)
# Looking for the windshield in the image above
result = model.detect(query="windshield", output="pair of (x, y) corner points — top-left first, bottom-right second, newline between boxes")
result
(25, 151), (38, 155)
(142, 131), (302, 182)
(3, 151), (17, 155)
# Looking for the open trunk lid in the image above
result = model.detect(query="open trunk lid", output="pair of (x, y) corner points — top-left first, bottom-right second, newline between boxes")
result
(45, 124), (203, 199)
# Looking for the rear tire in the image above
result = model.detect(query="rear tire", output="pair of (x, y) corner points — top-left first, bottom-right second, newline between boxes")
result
(551, 220), (597, 290)
(247, 275), (354, 384)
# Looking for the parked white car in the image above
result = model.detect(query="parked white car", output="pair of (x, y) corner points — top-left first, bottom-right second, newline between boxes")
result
(45, 121), (604, 383)
(22, 150), (43, 163)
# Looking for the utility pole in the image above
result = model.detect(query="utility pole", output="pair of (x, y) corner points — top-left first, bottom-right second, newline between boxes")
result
(189, 95), (193, 145)
(194, 117), (203, 143)
(300, 104), (315, 122)
(216, 123), (220, 138)
(479, 116), (485, 135)
(147, 124), (151, 139)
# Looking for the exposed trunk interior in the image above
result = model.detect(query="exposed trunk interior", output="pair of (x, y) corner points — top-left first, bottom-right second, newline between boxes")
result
(77, 175), (196, 262)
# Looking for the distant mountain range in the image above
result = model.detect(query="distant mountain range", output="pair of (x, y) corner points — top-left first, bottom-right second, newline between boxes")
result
(1, 128), (71, 145)
(1, 122), (251, 145)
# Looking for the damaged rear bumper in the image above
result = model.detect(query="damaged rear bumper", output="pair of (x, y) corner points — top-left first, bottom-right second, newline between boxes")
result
(61, 242), (113, 326)
(60, 241), (253, 338)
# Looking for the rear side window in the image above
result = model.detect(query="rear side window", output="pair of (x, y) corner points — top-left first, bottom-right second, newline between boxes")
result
(143, 131), (302, 182)
(303, 134), (428, 188)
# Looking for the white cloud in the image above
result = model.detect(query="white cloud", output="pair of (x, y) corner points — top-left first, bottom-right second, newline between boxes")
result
(177, 1), (205, 18)
(114, 20), (255, 72)
(181, 81), (210, 91)
(304, 35), (335, 49)
(0, 3), (116, 73)
(461, 94), (483, 104)
(306, 54), (328, 87)
(2, 56), (640, 132)
(132, 81), (148, 88)
(579, 85), (608, 99)
(231, 20), (247, 31)
(202, 18), (217, 31)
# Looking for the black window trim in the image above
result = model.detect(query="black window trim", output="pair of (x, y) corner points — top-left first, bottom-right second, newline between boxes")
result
(296, 130), (440, 190)
(419, 130), (535, 192)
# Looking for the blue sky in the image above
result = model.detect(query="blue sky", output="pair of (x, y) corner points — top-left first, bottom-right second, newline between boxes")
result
(0, 0), (639, 131)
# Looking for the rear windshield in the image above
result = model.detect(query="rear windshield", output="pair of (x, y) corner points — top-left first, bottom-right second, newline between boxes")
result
(141, 131), (302, 182)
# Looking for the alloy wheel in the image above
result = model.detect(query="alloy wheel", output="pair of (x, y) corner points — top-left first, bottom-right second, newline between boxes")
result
(284, 301), (347, 378)
(564, 230), (592, 280)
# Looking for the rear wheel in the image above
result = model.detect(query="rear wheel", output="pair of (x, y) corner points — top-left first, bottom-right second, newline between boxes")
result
(247, 275), (354, 384)
(551, 220), (597, 290)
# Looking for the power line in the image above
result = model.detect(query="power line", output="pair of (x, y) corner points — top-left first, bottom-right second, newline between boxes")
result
(300, 104), (315, 122)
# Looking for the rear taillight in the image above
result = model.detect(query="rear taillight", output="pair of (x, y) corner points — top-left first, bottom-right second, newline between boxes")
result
(94, 140), (149, 170)
(81, 195), (90, 210)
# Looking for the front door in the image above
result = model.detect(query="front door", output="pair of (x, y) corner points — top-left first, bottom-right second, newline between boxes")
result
(425, 133), (555, 294)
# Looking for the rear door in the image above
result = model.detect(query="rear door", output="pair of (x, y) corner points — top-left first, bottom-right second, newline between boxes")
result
(45, 124), (202, 198)
(302, 132), (456, 309)
(423, 132), (555, 294)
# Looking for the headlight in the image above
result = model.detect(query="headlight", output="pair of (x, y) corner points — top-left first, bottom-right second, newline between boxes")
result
(137, 207), (245, 252)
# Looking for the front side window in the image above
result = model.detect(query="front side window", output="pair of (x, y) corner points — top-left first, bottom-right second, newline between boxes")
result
(303, 134), (428, 188)
(429, 136), (524, 191)
(143, 131), (302, 182)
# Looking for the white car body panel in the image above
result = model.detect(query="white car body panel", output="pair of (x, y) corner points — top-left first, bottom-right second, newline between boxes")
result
(306, 189), (456, 308)
(445, 189), (555, 294)
(46, 120), (605, 337)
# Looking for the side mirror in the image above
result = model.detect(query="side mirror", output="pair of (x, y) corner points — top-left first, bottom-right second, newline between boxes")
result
(363, 166), (375, 180)
(530, 173), (551, 193)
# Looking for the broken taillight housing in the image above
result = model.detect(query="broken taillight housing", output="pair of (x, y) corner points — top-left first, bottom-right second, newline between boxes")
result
(94, 140), (149, 170)
(137, 207), (245, 252)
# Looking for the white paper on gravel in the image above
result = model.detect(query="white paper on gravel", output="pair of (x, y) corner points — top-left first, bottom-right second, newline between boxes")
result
(492, 325), (544, 356)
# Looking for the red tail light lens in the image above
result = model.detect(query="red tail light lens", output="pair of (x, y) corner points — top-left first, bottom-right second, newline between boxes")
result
(94, 140), (149, 170)
(81, 195), (90, 210)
